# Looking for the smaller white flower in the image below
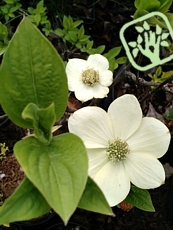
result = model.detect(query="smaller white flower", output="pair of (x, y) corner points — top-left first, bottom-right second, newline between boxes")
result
(66, 54), (113, 102)
(68, 94), (171, 207)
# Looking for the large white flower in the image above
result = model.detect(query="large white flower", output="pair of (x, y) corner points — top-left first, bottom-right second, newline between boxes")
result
(68, 94), (171, 207)
(66, 54), (113, 102)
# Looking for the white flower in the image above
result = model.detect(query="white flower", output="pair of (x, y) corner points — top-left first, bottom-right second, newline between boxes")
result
(68, 94), (171, 207)
(66, 54), (113, 102)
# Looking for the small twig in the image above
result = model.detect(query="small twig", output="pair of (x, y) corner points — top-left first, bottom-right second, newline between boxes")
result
(163, 83), (173, 94)
(125, 71), (159, 87)
(125, 70), (173, 102)
(0, 118), (9, 127)
(0, 114), (8, 120)
(139, 75), (173, 103)
(111, 61), (131, 87)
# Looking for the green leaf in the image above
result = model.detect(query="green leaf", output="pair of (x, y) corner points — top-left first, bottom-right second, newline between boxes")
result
(22, 102), (56, 143)
(134, 0), (141, 9)
(75, 42), (82, 49)
(0, 178), (50, 225)
(79, 35), (90, 43)
(0, 44), (8, 55)
(67, 15), (74, 28)
(137, 34), (143, 44)
(125, 185), (155, 212)
(143, 21), (150, 30)
(134, 9), (149, 19)
(4, 0), (14, 3)
(135, 26), (144, 33)
(156, 24), (162, 35)
(34, 13), (41, 26)
(104, 46), (122, 59)
(128, 41), (137, 48)
(0, 23), (8, 37)
(113, 62), (118, 70)
(161, 32), (169, 40)
(78, 177), (114, 216)
(37, 0), (44, 10)
(68, 30), (77, 43)
(86, 40), (93, 49)
(94, 45), (105, 54)
(73, 20), (83, 28)
(0, 17), (68, 128)
(108, 59), (118, 71)
(158, 0), (172, 12)
(155, 66), (162, 77)
(132, 48), (139, 58)
(63, 15), (71, 29)
(116, 56), (127, 64)
(87, 45), (105, 55)
(78, 25), (85, 39)
(164, 13), (173, 29)
(135, 0), (160, 11)
(160, 40), (169, 47)
(9, 3), (22, 13)
(27, 7), (34, 14)
(8, 12), (15, 18)
(146, 16), (168, 29)
(14, 133), (88, 224)
(55, 28), (65, 37)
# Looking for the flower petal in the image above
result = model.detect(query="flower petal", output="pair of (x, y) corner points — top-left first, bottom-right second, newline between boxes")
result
(75, 84), (94, 102)
(87, 54), (109, 72)
(68, 106), (114, 148)
(108, 94), (142, 140)
(127, 117), (170, 158)
(87, 148), (109, 177)
(99, 70), (113, 86)
(66, 59), (87, 91)
(93, 84), (109, 98)
(92, 161), (130, 207)
(124, 153), (165, 189)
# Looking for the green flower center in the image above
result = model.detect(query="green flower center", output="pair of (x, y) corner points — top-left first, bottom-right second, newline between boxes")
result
(106, 138), (130, 163)
(82, 68), (99, 86)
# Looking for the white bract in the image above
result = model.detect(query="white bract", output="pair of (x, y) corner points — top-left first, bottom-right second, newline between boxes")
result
(66, 54), (113, 102)
(68, 94), (171, 207)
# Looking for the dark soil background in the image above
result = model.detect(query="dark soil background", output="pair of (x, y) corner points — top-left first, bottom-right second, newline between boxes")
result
(1, 0), (173, 229)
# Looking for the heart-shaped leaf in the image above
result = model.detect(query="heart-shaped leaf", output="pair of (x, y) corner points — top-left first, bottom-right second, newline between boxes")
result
(14, 133), (88, 224)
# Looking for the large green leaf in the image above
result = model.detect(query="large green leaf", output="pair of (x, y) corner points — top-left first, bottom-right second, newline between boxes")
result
(134, 0), (160, 11)
(78, 177), (114, 216)
(0, 178), (50, 225)
(0, 17), (68, 128)
(158, 0), (172, 12)
(14, 133), (88, 224)
(125, 185), (155, 212)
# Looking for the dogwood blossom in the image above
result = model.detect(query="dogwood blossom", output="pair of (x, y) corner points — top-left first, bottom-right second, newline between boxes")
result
(68, 94), (170, 207)
(66, 54), (113, 102)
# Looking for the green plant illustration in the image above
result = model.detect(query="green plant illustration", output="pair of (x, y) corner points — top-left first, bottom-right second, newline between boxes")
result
(120, 11), (173, 71)
(128, 21), (169, 64)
